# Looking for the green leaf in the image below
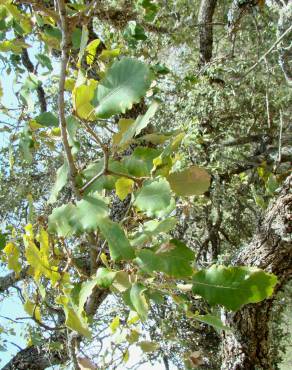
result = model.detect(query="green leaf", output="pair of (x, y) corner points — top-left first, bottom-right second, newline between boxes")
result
(71, 27), (82, 50)
(138, 341), (159, 353)
(48, 160), (69, 204)
(73, 195), (109, 232)
(194, 314), (230, 332)
(77, 25), (89, 67)
(48, 203), (76, 237)
(48, 195), (109, 236)
(123, 147), (161, 177)
(134, 178), (172, 217)
(135, 239), (195, 277)
(0, 233), (7, 251)
(192, 265), (278, 311)
(115, 177), (134, 201)
(130, 283), (148, 321)
(130, 217), (177, 247)
(92, 58), (152, 118)
(35, 53), (53, 71)
(66, 115), (80, 155)
(98, 218), (135, 261)
(78, 268), (116, 314)
(167, 166), (210, 196)
(35, 112), (59, 128)
(95, 267), (117, 288)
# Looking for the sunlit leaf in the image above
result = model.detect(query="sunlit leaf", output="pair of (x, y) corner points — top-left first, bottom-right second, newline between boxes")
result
(85, 38), (100, 65)
(92, 58), (152, 118)
(192, 265), (278, 311)
(134, 178), (172, 217)
(115, 177), (134, 201)
(3, 242), (21, 275)
(73, 79), (98, 121)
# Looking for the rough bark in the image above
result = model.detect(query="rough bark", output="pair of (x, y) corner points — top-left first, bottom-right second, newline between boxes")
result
(221, 174), (292, 370)
(198, 0), (217, 66)
(1, 340), (68, 370)
(0, 269), (27, 293)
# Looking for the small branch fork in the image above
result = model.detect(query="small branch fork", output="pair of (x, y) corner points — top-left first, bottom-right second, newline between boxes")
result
(80, 121), (143, 194)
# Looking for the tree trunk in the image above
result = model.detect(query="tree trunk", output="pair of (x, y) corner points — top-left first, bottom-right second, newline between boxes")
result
(198, 0), (217, 66)
(221, 175), (292, 369)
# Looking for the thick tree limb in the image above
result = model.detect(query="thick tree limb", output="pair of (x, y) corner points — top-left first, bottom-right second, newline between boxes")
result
(221, 174), (292, 369)
(2, 335), (68, 370)
(198, 0), (217, 66)
(0, 269), (27, 293)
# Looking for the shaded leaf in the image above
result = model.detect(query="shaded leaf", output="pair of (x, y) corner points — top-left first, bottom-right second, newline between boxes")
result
(136, 239), (195, 277)
(167, 166), (210, 196)
(48, 160), (69, 204)
(130, 283), (148, 321)
(138, 341), (159, 353)
(98, 218), (135, 261)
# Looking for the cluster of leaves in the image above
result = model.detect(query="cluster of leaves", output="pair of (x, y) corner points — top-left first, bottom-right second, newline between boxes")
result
(2, 51), (277, 339)
(0, 0), (290, 368)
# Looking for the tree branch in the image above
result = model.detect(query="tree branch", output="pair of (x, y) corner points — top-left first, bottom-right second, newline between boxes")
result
(0, 269), (27, 294)
(198, 0), (218, 67)
(21, 48), (47, 113)
(56, 0), (80, 199)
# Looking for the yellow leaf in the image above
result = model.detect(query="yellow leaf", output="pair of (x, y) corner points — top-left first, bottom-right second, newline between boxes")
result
(85, 39), (100, 65)
(29, 120), (43, 131)
(99, 48), (120, 61)
(23, 226), (60, 284)
(109, 316), (120, 333)
(24, 299), (42, 322)
(65, 78), (76, 91)
(115, 177), (134, 201)
(3, 242), (21, 276)
(112, 119), (134, 149)
(72, 79), (98, 121)
(56, 295), (91, 338)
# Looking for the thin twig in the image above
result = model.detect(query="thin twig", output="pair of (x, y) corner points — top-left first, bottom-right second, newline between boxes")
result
(57, 0), (80, 199)
(278, 110), (283, 163)
(242, 24), (292, 78)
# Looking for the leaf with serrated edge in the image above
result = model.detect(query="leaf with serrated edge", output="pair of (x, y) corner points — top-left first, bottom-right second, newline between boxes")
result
(92, 58), (152, 118)
(134, 178), (172, 217)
